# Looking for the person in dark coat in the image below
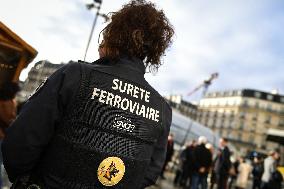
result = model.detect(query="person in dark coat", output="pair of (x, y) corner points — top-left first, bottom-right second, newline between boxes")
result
(210, 149), (222, 189)
(191, 136), (212, 189)
(1, 1), (174, 189)
(179, 140), (197, 187)
(267, 154), (282, 189)
(161, 133), (174, 179)
(228, 157), (239, 189)
(252, 157), (263, 189)
(214, 138), (231, 189)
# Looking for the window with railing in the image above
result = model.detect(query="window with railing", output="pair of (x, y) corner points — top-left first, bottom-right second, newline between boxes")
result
(254, 92), (261, 98)
(220, 120), (224, 129)
(249, 134), (254, 143)
(237, 90), (242, 96)
(280, 108), (284, 115)
(278, 119), (284, 127)
(228, 122), (234, 129)
(213, 111), (218, 117)
(252, 113), (258, 121)
(227, 131), (232, 138)
(267, 94), (274, 101)
(264, 115), (271, 124)
(239, 112), (246, 119)
(212, 119), (216, 128)
(239, 122), (245, 130)
(266, 104), (273, 112)
(242, 99), (248, 107)
(237, 133), (242, 141)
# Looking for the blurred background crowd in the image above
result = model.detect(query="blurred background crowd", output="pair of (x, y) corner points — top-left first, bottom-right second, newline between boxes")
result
(154, 135), (282, 189)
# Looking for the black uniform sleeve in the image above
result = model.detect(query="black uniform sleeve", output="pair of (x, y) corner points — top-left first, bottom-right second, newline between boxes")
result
(1, 62), (81, 182)
(140, 103), (172, 189)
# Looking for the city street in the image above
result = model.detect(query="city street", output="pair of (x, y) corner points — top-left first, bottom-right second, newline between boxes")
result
(146, 171), (254, 189)
(1, 168), (279, 189)
(146, 172), (180, 189)
(1, 0), (284, 189)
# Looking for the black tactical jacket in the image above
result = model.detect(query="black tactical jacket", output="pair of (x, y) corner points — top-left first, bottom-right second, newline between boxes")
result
(2, 57), (172, 189)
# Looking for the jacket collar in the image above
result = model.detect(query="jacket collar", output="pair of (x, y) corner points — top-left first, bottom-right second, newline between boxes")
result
(92, 56), (146, 75)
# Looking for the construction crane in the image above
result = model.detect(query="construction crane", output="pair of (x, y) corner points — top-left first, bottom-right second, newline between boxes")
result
(187, 72), (219, 97)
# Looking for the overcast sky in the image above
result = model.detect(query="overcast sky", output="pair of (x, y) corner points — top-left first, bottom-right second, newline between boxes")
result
(1, 0), (284, 101)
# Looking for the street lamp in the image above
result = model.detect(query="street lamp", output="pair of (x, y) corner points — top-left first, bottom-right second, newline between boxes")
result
(83, 0), (108, 61)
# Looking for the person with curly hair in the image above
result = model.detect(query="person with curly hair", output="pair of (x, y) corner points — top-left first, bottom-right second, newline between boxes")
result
(2, 1), (174, 188)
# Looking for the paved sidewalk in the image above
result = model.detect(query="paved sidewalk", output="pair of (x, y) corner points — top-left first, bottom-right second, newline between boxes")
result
(145, 171), (256, 189)
(146, 172), (180, 189)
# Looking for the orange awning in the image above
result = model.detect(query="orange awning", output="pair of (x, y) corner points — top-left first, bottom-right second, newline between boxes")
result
(0, 21), (38, 84)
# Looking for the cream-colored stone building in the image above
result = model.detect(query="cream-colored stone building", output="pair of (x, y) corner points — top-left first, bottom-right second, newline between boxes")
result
(197, 89), (284, 154)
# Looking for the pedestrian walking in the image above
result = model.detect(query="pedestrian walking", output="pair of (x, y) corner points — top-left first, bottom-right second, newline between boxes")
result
(261, 150), (279, 189)
(180, 140), (197, 188)
(161, 133), (175, 179)
(266, 152), (282, 189)
(210, 148), (223, 189)
(191, 136), (212, 189)
(215, 138), (231, 189)
(252, 156), (264, 189)
(228, 157), (239, 189)
(1, 1), (174, 188)
(173, 143), (187, 186)
(235, 157), (252, 189)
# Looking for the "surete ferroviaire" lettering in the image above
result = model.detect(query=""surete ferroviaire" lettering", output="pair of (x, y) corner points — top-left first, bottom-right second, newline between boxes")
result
(91, 78), (160, 122)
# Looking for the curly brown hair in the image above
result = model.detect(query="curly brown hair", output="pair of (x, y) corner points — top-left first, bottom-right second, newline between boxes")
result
(101, 0), (174, 72)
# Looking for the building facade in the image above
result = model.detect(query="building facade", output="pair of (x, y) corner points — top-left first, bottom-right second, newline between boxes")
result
(165, 95), (198, 120)
(165, 95), (218, 148)
(17, 60), (64, 102)
(197, 89), (284, 154)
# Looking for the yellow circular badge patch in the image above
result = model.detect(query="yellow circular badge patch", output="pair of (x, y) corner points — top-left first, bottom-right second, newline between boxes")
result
(97, 157), (125, 186)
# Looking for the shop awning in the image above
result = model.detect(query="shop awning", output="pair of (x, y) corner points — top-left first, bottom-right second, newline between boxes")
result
(0, 21), (37, 84)
(266, 128), (284, 145)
